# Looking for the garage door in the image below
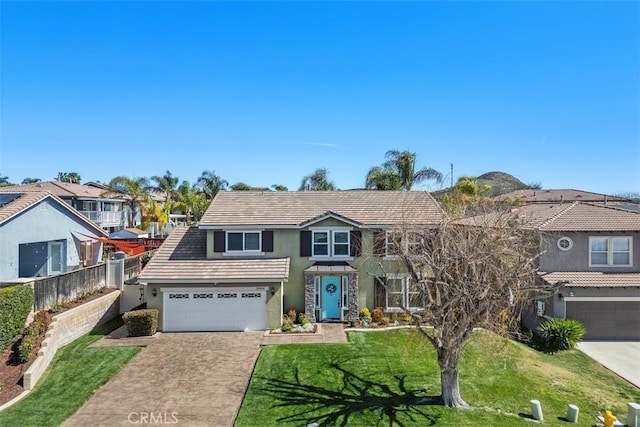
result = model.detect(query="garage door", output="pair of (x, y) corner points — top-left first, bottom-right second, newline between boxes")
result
(566, 301), (640, 340)
(163, 288), (266, 332)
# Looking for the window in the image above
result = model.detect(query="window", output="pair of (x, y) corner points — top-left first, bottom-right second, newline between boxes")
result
(557, 237), (573, 251)
(311, 229), (351, 258)
(385, 231), (424, 257)
(226, 231), (261, 252)
(589, 237), (632, 267)
(385, 275), (422, 310)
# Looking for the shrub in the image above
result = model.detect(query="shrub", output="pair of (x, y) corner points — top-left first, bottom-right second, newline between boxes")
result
(538, 318), (586, 353)
(17, 312), (49, 363)
(380, 316), (390, 326)
(0, 285), (35, 352)
(281, 322), (292, 332)
(359, 308), (372, 324)
(389, 312), (399, 323)
(402, 313), (413, 325)
(287, 307), (297, 322)
(123, 309), (159, 337)
(297, 312), (310, 325)
(371, 307), (384, 323)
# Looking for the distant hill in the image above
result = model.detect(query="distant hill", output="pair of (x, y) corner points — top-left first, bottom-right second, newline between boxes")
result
(476, 171), (531, 197)
(431, 171), (533, 199)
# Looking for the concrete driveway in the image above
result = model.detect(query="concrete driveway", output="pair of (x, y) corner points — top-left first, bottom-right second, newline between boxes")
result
(62, 332), (263, 427)
(578, 341), (640, 389)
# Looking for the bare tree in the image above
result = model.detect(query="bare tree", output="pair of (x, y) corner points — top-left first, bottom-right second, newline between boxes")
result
(375, 204), (556, 408)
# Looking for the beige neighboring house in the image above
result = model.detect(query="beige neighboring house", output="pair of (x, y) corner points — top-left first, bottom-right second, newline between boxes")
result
(139, 191), (443, 332)
(0, 181), (128, 232)
(515, 202), (640, 340)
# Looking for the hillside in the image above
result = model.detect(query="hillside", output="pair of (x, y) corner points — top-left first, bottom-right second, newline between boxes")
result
(476, 171), (531, 197)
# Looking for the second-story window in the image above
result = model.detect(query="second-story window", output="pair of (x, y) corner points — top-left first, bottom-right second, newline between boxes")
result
(227, 231), (261, 252)
(312, 229), (351, 258)
(589, 236), (632, 267)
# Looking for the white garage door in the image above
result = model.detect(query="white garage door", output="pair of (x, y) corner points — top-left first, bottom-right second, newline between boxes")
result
(163, 288), (266, 332)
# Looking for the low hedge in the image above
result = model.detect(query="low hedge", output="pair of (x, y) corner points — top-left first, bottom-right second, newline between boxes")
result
(123, 309), (159, 337)
(18, 311), (50, 363)
(0, 285), (35, 351)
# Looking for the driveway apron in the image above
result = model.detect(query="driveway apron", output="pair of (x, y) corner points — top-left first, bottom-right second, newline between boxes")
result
(62, 332), (263, 427)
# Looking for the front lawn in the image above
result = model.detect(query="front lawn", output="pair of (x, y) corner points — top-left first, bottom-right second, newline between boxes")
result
(0, 317), (141, 427)
(236, 329), (640, 426)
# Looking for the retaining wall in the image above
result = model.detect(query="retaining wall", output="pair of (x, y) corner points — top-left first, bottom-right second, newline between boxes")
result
(23, 291), (121, 390)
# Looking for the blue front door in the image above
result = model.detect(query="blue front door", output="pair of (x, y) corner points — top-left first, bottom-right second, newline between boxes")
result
(321, 276), (341, 320)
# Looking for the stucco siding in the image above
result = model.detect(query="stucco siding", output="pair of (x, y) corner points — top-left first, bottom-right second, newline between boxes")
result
(540, 232), (640, 272)
(0, 199), (104, 281)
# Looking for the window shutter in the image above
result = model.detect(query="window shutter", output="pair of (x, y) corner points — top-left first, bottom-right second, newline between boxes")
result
(350, 230), (362, 257)
(300, 231), (312, 257)
(373, 230), (386, 256)
(374, 277), (386, 308)
(262, 230), (274, 252)
(213, 231), (225, 253)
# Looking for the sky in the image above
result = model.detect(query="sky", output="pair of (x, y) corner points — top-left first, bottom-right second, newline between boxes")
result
(0, 1), (638, 195)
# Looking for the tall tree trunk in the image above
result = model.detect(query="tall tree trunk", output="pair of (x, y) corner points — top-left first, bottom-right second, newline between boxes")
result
(438, 348), (470, 408)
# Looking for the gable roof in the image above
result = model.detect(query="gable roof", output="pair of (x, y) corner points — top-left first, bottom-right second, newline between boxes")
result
(0, 190), (107, 235)
(495, 188), (629, 203)
(515, 202), (640, 232)
(0, 181), (126, 201)
(139, 227), (290, 283)
(199, 191), (444, 228)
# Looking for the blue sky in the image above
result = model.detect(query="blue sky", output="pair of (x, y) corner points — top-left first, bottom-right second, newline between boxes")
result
(1, 1), (638, 194)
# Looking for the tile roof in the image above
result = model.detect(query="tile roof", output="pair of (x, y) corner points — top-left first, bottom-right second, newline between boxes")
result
(0, 181), (126, 200)
(495, 188), (629, 203)
(0, 191), (107, 235)
(139, 227), (290, 283)
(539, 271), (640, 288)
(515, 202), (640, 231)
(199, 191), (444, 228)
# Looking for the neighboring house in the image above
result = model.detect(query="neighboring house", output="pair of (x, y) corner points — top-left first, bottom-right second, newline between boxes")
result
(139, 191), (443, 332)
(0, 191), (107, 281)
(0, 181), (128, 232)
(495, 188), (639, 212)
(516, 202), (640, 340)
(109, 228), (149, 239)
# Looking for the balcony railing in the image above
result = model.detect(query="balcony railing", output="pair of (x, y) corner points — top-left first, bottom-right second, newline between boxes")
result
(79, 210), (125, 227)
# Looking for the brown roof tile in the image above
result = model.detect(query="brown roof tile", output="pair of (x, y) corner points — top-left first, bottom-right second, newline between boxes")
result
(540, 271), (640, 288)
(0, 181), (127, 200)
(495, 188), (629, 203)
(200, 191), (444, 227)
(515, 202), (640, 231)
(139, 227), (290, 283)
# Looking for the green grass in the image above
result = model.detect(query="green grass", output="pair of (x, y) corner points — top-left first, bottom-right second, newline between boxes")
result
(236, 329), (640, 426)
(0, 317), (141, 427)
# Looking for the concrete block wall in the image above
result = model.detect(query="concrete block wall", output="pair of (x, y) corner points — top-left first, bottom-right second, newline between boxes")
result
(23, 291), (121, 390)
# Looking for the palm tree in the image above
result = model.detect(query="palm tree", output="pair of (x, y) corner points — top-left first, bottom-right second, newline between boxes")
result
(55, 172), (82, 183)
(0, 175), (11, 187)
(151, 170), (179, 203)
(365, 150), (442, 191)
(299, 168), (336, 191)
(176, 181), (208, 223)
(106, 176), (151, 227)
(22, 177), (42, 184)
(196, 170), (228, 200)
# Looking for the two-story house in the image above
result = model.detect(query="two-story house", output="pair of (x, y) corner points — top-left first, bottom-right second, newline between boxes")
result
(139, 191), (443, 332)
(0, 181), (128, 232)
(517, 202), (640, 340)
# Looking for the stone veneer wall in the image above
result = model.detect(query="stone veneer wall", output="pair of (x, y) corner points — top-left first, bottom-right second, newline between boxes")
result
(23, 291), (121, 390)
(304, 273), (358, 322)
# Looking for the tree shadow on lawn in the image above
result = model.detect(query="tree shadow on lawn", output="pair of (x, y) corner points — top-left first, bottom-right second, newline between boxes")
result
(259, 362), (441, 427)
